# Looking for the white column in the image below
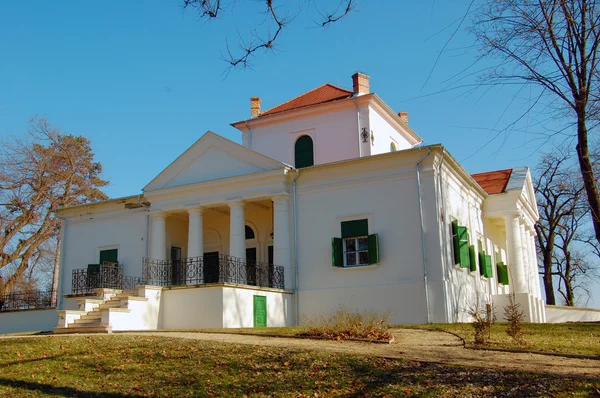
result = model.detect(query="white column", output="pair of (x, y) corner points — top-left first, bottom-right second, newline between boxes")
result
(187, 208), (204, 258)
(272, 194), (291, 273)
(229, 200), (246, 260)
(519, 223), (532, 295)
(504, 213), (527, 293)
(528, 229), (540, 299)
(150, 213), (167, 261)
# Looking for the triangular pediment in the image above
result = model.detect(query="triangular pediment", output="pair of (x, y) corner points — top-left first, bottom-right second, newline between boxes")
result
(144, 131), (287, 191)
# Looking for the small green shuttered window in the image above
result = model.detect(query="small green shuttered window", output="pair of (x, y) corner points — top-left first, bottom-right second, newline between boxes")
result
(481, 255), (493, 278)
(496, 262), (509, 285)
(341, 219), (368, 238)
(99, 249), (118, 264)
(469, 245), (477, 272)
(332, 219), (379, 267)
(451, 221), (470, 269)
(294, 135), (314, 168)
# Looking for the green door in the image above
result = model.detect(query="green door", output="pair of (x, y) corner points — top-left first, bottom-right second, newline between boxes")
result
(99, 249), (118, 264)
(253, 295), (267, 328)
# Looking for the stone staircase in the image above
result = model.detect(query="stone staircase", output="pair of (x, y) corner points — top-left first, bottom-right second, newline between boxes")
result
(54, 289), (148, 334)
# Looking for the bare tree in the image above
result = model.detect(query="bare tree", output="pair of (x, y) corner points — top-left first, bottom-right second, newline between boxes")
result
(0, 118), (108, 295)
(182, 0), (356, 69)
(474, 0), (600, 247)
(552, 189), (596, 305)
(534, 147), (598, 305)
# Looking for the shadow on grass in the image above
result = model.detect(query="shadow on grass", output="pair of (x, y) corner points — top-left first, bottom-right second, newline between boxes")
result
(0, 377), (146, 398)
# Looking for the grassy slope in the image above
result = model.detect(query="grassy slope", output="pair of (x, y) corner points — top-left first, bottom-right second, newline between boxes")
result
(0, 335), (598, 397)
(403, 323), (600, 356)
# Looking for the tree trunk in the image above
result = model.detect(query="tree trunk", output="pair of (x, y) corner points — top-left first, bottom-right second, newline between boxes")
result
(542, 250), (555, 305)
(51, 232), (61, 307)
(563, 253), (574, 306)
(575, 110), (600, 246)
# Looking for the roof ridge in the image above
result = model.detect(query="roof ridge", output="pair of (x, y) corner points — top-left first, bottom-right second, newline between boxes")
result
(471, 167), (513, 177)
(261, 83), (353, 115)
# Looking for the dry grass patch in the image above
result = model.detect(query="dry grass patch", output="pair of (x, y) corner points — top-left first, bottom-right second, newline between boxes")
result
(299, 306), (393, 341)
(403, 323), (600, 356)
(0, 335), (598, 397)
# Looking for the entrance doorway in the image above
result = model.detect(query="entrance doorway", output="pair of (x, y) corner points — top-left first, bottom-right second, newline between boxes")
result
(204, 251), (220, 283)
(171, 246), (182, 285)
(246, 248), (257, 286)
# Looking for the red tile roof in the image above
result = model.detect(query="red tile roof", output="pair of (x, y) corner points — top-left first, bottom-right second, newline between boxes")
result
(260, 84), (354, 116)
(471, 169), (513, 195)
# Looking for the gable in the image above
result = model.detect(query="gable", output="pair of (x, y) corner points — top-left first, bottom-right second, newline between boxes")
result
(144, 131), (287, 191)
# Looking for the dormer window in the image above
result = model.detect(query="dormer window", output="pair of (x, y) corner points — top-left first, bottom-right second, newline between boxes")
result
(295, 135), (314, 168)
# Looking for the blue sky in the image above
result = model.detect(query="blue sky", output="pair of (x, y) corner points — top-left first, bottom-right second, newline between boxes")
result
(2, 1), (596, 306)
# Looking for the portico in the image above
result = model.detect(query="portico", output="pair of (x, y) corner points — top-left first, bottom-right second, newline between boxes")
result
(143, 194), (291, 290)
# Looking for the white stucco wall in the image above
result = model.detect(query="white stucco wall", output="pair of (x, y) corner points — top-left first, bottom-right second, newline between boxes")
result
(160, 287), (224, 328)
(369, 106), (413, 155)
(294, 150), (449, 325)
(60, 209), (148, 307)
(222, 287), (293, 328)
(248, 106), (360, 166)
(545, 305), (600, 323)
(0, 309), (58, 334)
(159, 286), (292, 329)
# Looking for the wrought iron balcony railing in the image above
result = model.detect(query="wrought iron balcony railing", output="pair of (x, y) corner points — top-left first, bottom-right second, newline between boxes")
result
(71, 262), (142, 295)
(142, 254), (285, 290)
(0, 289), (56, 312)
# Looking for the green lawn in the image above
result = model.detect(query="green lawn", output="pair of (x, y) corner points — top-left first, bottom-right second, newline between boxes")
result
(403, 323), (600, 356)
(0, 335), (598, 397)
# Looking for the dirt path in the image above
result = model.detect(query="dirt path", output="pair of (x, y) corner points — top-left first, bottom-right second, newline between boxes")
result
(128, 328), (600, 378)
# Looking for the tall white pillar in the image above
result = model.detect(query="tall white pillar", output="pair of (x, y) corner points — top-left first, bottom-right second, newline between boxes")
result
(528, 229), (540, 299)
(150, 213), (167, 261)
(187, 208), (204, 258)
(272, 194), (291, 273)
(229, 200), (246, 260)
(504, 213), (527, 293)
(519, 223), (532, 295)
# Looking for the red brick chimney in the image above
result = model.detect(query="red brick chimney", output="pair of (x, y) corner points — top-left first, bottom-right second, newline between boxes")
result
(398, 111), (408, 125)
(352, 72), (370, 95)
(251, 97), (261, 118)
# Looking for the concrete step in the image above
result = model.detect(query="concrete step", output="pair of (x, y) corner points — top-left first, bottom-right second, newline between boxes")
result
(98, 301), (122, 309)
(80, 312), (102, 320)
(53, 325), (112, 334)
(73, 318), (102, 325)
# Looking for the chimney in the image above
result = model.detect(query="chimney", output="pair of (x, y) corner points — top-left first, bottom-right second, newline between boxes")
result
(250, 96), (261, 118)
(398, 111), (408, 125)
(352, 72), (370, 95)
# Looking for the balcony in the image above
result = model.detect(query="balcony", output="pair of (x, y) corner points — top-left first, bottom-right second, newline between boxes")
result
(142, 254), (285, 290)
(71, 262), (142, 295)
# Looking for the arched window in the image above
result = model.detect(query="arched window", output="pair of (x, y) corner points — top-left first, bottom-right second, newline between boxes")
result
(390, 142), (397, 152)
(295, 135), (314, 168)
(245, 225), (255, 240)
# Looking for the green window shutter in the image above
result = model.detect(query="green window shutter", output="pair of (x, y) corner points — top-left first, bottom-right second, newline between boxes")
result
(496, 262), (509, 285)
(331, 237), (343, 267)
(368, 234), (379, 264)
(341, 219), (368, 238)
(469, 245), (477, 272)
(294, 135), (314, 168)
(451, 221), (460, 264)
(458, 227), (470, 268)
(99, 249), (118, 264)
(484, 255), (493, 278)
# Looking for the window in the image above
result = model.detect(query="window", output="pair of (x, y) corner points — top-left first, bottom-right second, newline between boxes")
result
(390, 142), (397, 152)
(477, 239), (493, 278)
(331, 219), (379, 267)
(344, 236), (369, 266)
(245, 225), (255, 240)
(451, 221), (470, 269)
(294, 135), (314, 168)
